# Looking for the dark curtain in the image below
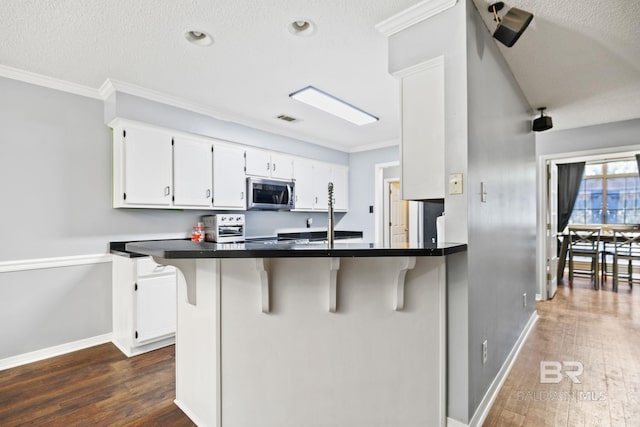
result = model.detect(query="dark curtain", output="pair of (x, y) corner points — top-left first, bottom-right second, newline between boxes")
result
(557, 162), (585, 233)
(636, 154), (640, 176)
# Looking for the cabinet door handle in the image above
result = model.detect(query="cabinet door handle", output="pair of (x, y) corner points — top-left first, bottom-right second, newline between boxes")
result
(164, 186), (170, 196)
(240, 191), (244, 200)
(266, 162), (270, 170)
(206, 189), (211, 198)
(273, 163), (277, 171)
(315, 196), (318, 203)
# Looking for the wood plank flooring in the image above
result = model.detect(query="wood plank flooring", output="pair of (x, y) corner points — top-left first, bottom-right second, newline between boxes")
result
(0, 344), (194, 426)
(484, 277), (640, 426)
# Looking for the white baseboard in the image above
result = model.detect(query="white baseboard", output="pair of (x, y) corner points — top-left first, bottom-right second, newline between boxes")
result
(174, 399), (209, 427)
(0, 333), (113, 371)
(466, 310), (539, 427)
(447, 416), (469, 427)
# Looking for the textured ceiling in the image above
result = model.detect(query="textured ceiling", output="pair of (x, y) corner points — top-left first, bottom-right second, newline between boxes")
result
(472, 0), (640, 132)
(1, 0), (639, 151)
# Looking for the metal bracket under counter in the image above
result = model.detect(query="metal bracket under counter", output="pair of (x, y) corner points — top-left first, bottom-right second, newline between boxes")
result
(256, 256), (417, 313)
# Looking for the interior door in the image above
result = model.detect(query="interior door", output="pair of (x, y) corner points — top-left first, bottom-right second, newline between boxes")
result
(546, 162), (559, 299)
(389, 181), (409, 245)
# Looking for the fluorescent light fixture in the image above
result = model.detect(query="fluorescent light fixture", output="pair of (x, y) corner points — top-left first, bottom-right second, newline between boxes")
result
(289, 86), (378, 126)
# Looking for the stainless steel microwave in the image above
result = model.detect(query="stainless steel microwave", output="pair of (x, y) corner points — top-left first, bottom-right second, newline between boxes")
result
(247, 177), (295, 210)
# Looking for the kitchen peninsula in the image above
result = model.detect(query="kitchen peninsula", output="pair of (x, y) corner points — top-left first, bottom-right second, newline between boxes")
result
(125, 239), (466, 427)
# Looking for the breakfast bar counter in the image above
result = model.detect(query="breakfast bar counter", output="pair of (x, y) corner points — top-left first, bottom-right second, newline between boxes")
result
(125, 239), (466, 427)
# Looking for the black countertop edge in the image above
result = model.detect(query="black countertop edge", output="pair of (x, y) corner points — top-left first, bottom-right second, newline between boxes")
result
(110, 231), (364, 258)
(123, 240), (467, 259)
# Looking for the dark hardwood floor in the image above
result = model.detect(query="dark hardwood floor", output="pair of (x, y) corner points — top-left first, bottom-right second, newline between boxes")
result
(0, 344), (194, 426)
(484, 276), (640, 426)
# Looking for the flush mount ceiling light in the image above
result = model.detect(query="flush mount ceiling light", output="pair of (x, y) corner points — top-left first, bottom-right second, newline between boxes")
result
(288, 19), (316, 36)
(184, 30), (213, 46)
(532, 107), (553, 132)
(289, 86), (379, 126)
(488, 2), (533, 47)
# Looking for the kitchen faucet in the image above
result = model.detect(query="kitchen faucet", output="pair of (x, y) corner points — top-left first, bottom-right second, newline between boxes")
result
(328, 182), (334, 247)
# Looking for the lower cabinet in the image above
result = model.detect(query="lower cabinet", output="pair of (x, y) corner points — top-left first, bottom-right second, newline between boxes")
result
(112, 255), (177, 357)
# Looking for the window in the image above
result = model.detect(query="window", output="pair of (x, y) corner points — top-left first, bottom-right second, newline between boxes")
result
(570, 159), (640, 225)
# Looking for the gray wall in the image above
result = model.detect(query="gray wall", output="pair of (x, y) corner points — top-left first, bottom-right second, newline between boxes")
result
(536, 118), (640, 156)
(0, 76), (352, 360)
(465, 0), (537, 419)
(386, 0), (537, 423)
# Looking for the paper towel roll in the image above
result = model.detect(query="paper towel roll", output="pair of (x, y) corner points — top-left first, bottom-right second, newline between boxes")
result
(436, 215), (445, 247)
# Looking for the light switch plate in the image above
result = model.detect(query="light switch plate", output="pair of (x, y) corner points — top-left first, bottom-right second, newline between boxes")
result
(449, 173), (463, 195)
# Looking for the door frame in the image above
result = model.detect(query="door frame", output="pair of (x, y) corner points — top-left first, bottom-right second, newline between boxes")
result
(374, 161), (422, 245)
(537, 145), (640, 300)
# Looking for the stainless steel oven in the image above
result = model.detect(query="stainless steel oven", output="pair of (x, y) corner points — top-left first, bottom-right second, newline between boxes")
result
(202, 214), (245, 243)
(247, 177), (295, 210)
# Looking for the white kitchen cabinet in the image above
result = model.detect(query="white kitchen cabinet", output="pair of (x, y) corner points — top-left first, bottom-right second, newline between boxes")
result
(331, 165), (349, 211)
(270, 152), (294, 180)
(111, 119), (347, 212)
(113, 123), (173, 207)
(112, 255), (177, 357)
(312, 162), (332, 210)
(213, 144), (246, 209)
(245, 148), (294, 180)
(245, 149), (271, 177)
(398, 56), (445, 200)
(292, 157), (315, 210)
(293, 159), (348, 211)
(173, 135), (213, 208)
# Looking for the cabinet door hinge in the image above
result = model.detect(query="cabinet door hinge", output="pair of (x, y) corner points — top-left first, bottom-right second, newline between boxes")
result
(134, 282), (138, 291)
(135, 331), (139, 339)
(123, 129), (126, 138)
(171, 138), (174, 146)
(123, 192), (127, 201)
(172, 196), (175, 202)
(211, 146), (214, 153)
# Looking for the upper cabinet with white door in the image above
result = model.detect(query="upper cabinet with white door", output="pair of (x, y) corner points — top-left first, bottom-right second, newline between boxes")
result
(213, 144), (246, 209)
(396, 56), (445, 200)
(245, 148), (294, 180)
(113, 122), (173, 208)
(293, 159), (348, 212)
(173, 135), (213, 208)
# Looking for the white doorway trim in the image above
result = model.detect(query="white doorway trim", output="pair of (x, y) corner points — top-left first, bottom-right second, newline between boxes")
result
(375, 161), (400, 244)
(537, 145), (640, 300)
(375, 160), (423, 245)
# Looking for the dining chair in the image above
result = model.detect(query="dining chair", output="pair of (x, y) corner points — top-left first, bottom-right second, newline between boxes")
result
(568, 225), (601, 289)
(600, 224), (638, 284)
(612, 230), (640, 292)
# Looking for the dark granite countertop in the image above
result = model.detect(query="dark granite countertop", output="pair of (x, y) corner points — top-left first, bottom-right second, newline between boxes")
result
(123, 239), (467, 259)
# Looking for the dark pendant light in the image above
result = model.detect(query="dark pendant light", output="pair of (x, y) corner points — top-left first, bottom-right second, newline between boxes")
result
(532, 107), (553, 132)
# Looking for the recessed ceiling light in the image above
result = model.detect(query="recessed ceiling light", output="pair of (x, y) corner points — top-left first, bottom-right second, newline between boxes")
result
(288, 19), (316, 36)
(289, 86), (378, 126)
(184, 30), (213, 46)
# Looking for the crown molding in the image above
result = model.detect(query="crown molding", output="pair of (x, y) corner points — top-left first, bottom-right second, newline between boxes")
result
(0, 67), (361, 154)
(376, 0), (458, 37)
(0, 64), (102, 99)
(392, 55), (445, 78)
(349, 139), (399, 153)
